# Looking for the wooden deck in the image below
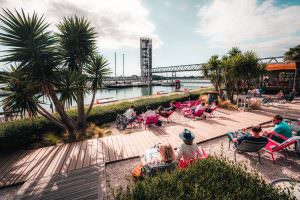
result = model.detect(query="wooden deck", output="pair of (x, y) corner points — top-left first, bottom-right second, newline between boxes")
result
(15, 164), (106, 200)
(0, 110), (274, 188)
(0, 100), (299, 199)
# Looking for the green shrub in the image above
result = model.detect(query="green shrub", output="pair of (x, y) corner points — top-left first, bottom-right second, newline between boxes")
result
(114, 157), (294, 200)
(0, 88), (210, 152)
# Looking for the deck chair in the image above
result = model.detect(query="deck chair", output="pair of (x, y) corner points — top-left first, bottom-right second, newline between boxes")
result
(264, 138), (298, 164)
(158, 110), (175, 122)
(144, 115), (159, 130)
(183, 109), (206, 120)
(234, 140), (268, 164)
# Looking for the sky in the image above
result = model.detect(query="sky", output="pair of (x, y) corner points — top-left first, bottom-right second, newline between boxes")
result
(0, 0), (300, 76)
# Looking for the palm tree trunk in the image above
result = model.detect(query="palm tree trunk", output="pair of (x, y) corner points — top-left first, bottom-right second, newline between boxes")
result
(47, 84), (77, 133)
(85, 90), (96, 117)
(37, 108), (66, 130)
(76, 59), (86, 129)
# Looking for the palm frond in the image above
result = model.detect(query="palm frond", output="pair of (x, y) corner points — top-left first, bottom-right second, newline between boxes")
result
(85, 54), (111, 90)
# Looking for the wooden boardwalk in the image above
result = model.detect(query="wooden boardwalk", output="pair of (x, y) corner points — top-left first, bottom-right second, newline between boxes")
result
(0, 110), (274, 188)
(15, 164), (106, 200)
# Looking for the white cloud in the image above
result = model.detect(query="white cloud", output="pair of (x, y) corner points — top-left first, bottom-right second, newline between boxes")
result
(0, 0), (161, 49)
(196, 0), (300, 55)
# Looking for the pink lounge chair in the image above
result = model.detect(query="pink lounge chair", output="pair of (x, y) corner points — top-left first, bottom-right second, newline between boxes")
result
(158, 110), (175, 122)
(178, 147), (208, 169)
(264, 138), (297, 164)
(144, 115), (159, 130)
(183, 109), (206, 119)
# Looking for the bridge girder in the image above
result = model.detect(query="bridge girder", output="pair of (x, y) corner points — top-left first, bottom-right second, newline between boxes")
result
(105, 56), (284, 81)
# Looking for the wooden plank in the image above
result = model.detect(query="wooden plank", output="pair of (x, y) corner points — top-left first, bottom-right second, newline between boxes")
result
(106, 136), (117, 162)
(14, 146), (54, 184)
(90, 138), (98, 166)
(6, 148), (43, 186)
(75, 140), (88, 170)
(60, 142), (77, 174)
(119, 135), (134, 158)
(0, 152), (23, 178)
(111, 135), (123, 160)
(42, 144), (66, 177)
(67, 141), (83, 171)
(115, 135), (128, 159)
(83, 139), (93, 167)
(32, 145), (61, 180)
(96, 138), (104, 164)
(102, 136), (110, 163)
(122, 134), (139, 157)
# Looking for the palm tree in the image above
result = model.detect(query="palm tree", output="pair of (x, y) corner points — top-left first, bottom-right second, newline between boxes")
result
(284, 45), (300, 91)
(85, 54), (110, 117)
(56, 16), (96, 129)
(0, 9), (76, 132)
(0, 9), (110, 138)
(203, 55), (222, 94)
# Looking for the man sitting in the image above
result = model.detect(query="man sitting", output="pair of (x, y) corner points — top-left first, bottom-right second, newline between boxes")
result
(263, 115), (293, 143)
(231, 125), (268, 147)
(124, 105), (137, 123)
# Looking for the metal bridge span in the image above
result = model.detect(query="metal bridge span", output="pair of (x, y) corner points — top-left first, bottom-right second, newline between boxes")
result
(105, 56), (284, 81)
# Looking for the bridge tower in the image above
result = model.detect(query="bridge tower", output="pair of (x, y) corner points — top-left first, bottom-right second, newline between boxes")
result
(140, 37), (152, 86)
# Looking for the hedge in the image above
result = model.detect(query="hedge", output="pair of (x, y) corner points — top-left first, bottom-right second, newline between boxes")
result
(0, 89), (211, 152)
(114, 156), (294, 200)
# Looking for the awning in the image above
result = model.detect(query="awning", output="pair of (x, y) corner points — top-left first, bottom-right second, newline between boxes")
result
(266, 62), (296, 71)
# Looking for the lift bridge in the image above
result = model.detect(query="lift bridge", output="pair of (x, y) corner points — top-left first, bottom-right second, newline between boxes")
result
(104, 56), (284, 82)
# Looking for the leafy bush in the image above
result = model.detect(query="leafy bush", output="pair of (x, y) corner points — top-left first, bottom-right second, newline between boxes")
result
(0, 89), (210, 152)
(114, 157), (294, 200)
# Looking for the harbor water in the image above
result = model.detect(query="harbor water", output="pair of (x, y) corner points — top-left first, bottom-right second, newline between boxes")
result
(0, 81), (212, 112)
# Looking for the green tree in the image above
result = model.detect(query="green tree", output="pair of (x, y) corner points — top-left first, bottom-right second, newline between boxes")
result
(203, 55), (222, 94)
(284, 45), (300, 91)
(203, 47), (265, 102)
(0, 9), (110, 138)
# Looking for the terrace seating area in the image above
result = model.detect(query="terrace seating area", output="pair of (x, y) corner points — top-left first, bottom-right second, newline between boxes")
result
(0, 98), (299, 199)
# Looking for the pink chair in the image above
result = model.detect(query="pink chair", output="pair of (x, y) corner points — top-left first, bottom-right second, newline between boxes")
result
(144, 115), (159, 130)
(183, 109), (206, 119)
(158, 110), (174, 122)
(264, 138), (297, 164)
(178, 147), (208, 169)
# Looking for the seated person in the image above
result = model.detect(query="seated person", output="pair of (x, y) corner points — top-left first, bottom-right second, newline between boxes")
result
(263, 115), (293, 143)
(124, 105), (136, 123)
(144, 106), (157, 120)
(192, 102), (205, 114)
(231, 125), (268, 147)
(165, 101), (177, 111)
(177, 129), (205, 161)
(156, 105), (175, 118)
(276, 90), (285, 100)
